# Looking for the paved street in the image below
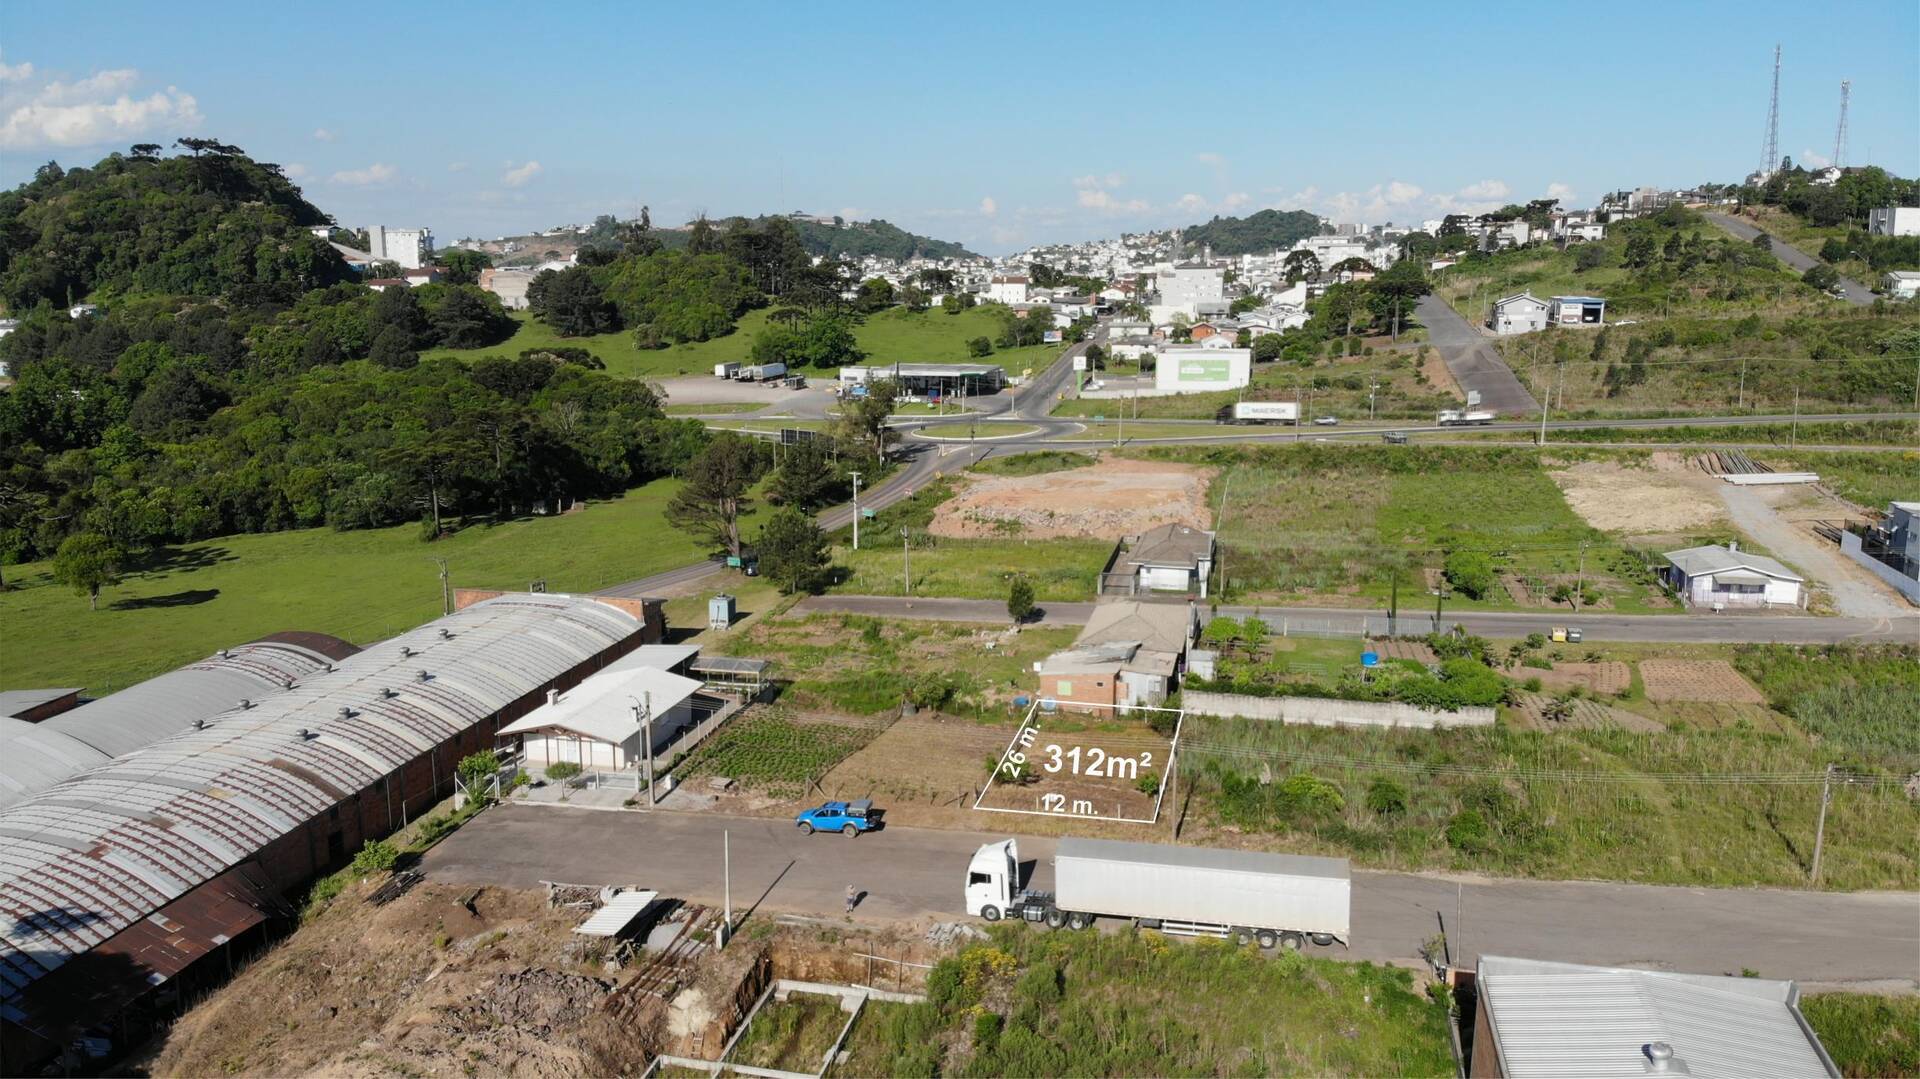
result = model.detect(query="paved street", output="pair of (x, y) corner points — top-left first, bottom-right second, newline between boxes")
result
(1703, 212), (1876, 306)
(796, 593), (1919, 644)
(421, 805), (1920, 984)
(1415, 294), (1540, 415)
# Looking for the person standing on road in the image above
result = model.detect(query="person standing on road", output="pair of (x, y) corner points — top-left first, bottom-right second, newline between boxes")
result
(846, 884), (857, 915)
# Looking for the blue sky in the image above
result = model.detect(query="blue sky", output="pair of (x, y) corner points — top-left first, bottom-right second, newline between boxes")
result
(3, 1), (1915, 254)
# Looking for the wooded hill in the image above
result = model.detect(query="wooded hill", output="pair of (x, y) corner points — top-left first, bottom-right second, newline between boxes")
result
(1178, 209), (1326, 255)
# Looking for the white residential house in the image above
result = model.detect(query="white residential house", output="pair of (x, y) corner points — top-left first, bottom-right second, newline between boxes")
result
(480, 267), (537, 310)
(1107, 523), (1216, 597)
(1866, 207), (1920, 237)
(1882, 271), (1920, 300)
(496, 646), (709, 779)
(1489, 292), (1550, 335)
(68, 304), (102, 320)
(1661, 543), (1805, 609)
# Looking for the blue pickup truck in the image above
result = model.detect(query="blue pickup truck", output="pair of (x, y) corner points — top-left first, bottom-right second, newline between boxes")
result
(795, 799), (881, 836)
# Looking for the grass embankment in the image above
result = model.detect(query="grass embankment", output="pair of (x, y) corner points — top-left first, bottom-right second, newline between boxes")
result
(826, 479), (1112, 601)
(916, 422), (1040, 439)
(1757, 449), (1920, 511)
(423, 304), (1064, 380)
(1527, 420), (1919, 447)
(832, 932), (1453, 1077)
(1052, 344), (1454, 422)
(663, 401), (762, 415)
(970, 450), (1097, 476)
(1801, 993), (1920, 1078)
(1160, 444), (1683, 611)
(0, 480), (707, 693)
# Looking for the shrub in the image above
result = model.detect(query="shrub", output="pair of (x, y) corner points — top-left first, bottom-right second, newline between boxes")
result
(1275, 773), (1345, 817)
(1443, 550), (1495, 599)
(1135, 773), (1161, 796)
(972, 1011), (1003, 1051)
(545, 761), (582, 781)
(1006, 577), (1035, 623)
(350, 838), (399, 877)
(1014, 963), (1062, 1006)
(1446, 809), (1491, 853)
(1365, 777), (1408, 816)
(457, 750), (500, 796)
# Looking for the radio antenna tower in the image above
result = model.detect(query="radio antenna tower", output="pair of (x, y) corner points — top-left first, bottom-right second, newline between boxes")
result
(1759, 45), (1782, 178)
(1831, 80), (1851, 168)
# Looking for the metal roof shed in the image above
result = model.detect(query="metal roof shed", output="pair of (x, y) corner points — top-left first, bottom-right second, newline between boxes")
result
(1473, 954), (1837, 1078)
(574, 890), (660, 936)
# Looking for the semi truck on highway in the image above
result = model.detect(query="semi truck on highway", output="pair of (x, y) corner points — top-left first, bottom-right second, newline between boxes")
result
(1226, 401), (1299, 425)
(1437, 409), (1496, 426)
(964, 837), (1349, 950)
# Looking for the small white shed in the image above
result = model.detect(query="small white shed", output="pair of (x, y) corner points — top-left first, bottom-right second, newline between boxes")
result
(1661, 543), (1805, 609)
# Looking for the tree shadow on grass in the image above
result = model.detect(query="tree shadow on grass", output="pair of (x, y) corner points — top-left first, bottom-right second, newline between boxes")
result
(131, 545), (235, 578)
(110, 588), (221, 610)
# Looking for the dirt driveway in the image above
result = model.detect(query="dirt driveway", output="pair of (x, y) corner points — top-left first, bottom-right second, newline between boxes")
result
(1714, 483), (1910, 619)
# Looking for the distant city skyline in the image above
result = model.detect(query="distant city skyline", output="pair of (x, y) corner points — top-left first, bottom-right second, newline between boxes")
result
(2, 0), (1915, 254)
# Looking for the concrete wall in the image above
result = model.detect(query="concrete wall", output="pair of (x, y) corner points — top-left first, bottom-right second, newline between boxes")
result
(1840, 532), (1920, 605)
(1183, 690), (1495, 729)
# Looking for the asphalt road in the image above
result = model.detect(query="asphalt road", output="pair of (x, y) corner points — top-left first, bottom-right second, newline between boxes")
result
(1415, 295), (1540, 415)
(1702, 213), (1876, 306)
(421, 804), (1920, 984)
(797, 594), (1919, 644)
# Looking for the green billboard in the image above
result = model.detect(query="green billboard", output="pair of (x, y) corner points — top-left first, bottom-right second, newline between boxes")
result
(1176, 357), (1232, 382)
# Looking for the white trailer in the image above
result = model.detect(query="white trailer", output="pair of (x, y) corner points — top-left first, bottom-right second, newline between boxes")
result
(714, 362), (741, 379)
(963, 837), (1350, 950)
(744, 362), (788, 381)
(1228, 401), (1299, 425)
(1437, 409), (1496, 426)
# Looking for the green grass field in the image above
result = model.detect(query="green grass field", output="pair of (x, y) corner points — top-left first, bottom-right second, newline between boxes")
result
(832, 932), (1453, 1078)
(422, 304), (1065, 381)
(1757, 449), (1920, 511)
(663, 401), (761, 415)
(1052, 346), (1453, 422)
(0, 480), (711, 693)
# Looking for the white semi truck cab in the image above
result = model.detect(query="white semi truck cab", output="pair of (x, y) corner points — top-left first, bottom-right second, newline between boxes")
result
(964, 836), (1351, 950)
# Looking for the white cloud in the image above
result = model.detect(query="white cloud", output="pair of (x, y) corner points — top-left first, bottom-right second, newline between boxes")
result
(501, 160), (542, 187)
(331, 162), (396, 186)
(312, 127), (337, 142)
(0, 65), (201, 150)
(447, 161), (469, 172)
(1221, 191), (1251, 210)
(1799, 148), (1832, 169)
(1545, 181), (1575, 202)
(1077, 188), (1149, 213)
(283, 162), (310, 179)
(1174, 193), (1209, 214)
(1455, 179), (1510, 201)
(979, 196), (997, 217)
(1195, 151), (1226, 167)
(1072, 172), (1127, 190)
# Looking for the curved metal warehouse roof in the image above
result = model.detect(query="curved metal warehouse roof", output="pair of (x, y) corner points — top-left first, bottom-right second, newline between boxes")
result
(0, 594), (640, 1026)
(0, 634), (358, 812)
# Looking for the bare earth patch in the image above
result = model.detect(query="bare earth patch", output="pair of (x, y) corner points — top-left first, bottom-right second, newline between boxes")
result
(1508, 692), (1663, 733)
(1550, 460), (1726, 534)
(1639, 659), (1767, 704)
(1529, 661), (1631, 695)
(929, 456), (1215, 539)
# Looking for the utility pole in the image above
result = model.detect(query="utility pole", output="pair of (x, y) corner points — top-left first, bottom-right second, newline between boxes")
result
(1810, 763), (1835, 884)
(1790, 385), (1800, 450)
(1537, 364), (1553, 446)
(849, 471), (862, 551)
(722, 830), (733, 946)
(1737, 356), (1746, 411)
(1434, 581), (1448, 634)
(431, 558), (451, 615)
(1388, 566), (1399, 636)
(1573, 541), (1588, 613)
(901, 528), (911, 595)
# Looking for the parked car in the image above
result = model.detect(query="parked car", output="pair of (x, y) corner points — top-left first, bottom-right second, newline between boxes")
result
(1313, 416), (1339, 426)
(1382, 432), (1409, 444)
(1550, 627), (1583, 643)
(795, 799), (881, 836)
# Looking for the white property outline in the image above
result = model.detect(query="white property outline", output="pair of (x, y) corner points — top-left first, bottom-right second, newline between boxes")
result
(972, 699), (1187, 825)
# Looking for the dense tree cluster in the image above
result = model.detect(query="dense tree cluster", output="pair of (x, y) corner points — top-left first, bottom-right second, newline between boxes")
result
(0, 144), (351, 309)
(1178, 209), (1326, 256)
(1746, 164), (1918, 228)
(0, 146), (707, 570)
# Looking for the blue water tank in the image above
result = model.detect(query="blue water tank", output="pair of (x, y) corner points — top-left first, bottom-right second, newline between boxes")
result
(1013, 695), (1031, 709)
(1361, 651), (1380, 667)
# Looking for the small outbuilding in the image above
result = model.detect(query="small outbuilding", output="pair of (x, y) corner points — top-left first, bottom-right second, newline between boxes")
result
(1548, 294), (1607, 327)
(497, 651), (708, 776)
(1104, 523), (1217, 597)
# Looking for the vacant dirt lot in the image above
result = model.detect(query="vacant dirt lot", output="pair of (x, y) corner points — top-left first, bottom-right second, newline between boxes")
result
(142, 882), (646, 1078)
(1550, 459), (1726, 535)
(1639, 659), (1767, 704)
(929, 456), (1215, 539)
